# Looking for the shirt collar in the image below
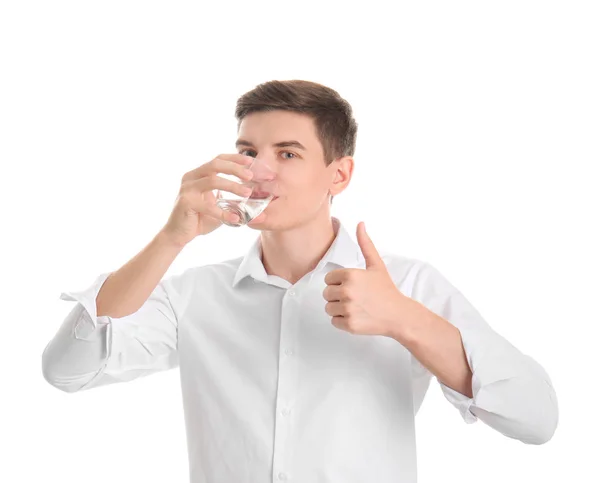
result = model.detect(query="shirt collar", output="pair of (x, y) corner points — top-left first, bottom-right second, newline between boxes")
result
(232, 216), (364, 288)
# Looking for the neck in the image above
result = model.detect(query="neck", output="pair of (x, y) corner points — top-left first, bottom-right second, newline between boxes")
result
(260, 210), (337, 285)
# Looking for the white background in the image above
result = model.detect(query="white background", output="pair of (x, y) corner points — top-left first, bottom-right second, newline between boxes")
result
(1, 1), (598, 482)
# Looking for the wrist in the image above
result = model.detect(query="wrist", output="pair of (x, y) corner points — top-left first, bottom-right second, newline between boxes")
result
(387, 295), (425, 346)
(156, 229), (188, 252)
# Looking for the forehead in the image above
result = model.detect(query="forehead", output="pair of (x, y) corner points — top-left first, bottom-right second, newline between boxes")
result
(238, 110), (320, 147)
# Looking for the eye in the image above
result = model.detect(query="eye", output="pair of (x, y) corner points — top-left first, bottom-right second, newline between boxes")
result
(240, 149), (257, 158)
(281, 151), (297, 160)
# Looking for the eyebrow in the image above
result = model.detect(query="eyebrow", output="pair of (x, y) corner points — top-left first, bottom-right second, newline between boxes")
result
(235, 139), (307, 151)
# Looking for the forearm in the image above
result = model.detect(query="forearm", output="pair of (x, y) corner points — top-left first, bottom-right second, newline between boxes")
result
(390, 297), (473, 398)
(96, 230), (184, 318)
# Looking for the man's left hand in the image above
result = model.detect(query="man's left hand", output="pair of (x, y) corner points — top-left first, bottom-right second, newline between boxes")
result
(323, 222), (412, 337)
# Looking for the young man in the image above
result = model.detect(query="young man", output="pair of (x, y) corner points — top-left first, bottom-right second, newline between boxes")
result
(42, 80), (558, 483)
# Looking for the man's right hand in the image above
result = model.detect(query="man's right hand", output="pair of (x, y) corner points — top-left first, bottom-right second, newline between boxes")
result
(160, 154), (256, 247)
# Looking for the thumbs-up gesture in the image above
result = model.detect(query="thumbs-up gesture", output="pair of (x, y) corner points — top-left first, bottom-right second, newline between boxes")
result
(323, 222), (411, 337)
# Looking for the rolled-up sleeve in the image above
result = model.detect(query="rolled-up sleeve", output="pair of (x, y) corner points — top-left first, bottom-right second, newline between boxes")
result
(42, 271), (179, 393)
(410, 261), (559, 445)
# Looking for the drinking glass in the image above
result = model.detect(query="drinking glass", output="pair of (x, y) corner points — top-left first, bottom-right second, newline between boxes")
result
(215, 156), (277, 227)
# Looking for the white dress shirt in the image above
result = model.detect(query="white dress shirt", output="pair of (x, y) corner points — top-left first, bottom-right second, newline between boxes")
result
(42, 216), (558, 483)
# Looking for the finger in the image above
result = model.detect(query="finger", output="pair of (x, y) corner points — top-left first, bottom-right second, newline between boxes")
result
(214, 153), (255, 165)
(323, 284), (345, 302)
(212, 157), (255, 181)
(213, 207), (241, 224)
(357, 222), (385, 270)
(324, 269), (345, 286)
(325, 301), (347, 317)
(247, 210), (267, 225)
(184, 154), (255, 182)
(183, 193), (240, 224)
(195, 175), (253, 198)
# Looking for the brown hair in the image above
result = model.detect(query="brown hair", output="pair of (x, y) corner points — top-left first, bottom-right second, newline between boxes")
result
(235, 80), (358, 205)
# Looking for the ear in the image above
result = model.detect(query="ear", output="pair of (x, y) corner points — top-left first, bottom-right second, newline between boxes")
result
(328, 156), (354, 198)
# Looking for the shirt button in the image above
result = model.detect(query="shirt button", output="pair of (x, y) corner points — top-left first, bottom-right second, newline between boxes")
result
(284, 349), (293, 356)
(278, 473), (288, 480)
(288, 290), (296, 296)
(281, 408), (290, 416)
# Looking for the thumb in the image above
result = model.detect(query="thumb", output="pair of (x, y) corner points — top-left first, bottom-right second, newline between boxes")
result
(357, 222), (385, 269)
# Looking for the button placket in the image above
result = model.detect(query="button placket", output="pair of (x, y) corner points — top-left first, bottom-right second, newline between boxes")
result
(273, 285), (300, 483)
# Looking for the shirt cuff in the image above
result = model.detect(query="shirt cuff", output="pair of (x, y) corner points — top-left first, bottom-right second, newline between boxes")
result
(439, 376), (479, 424)
(438, 323), (543, 426)
(59, 271), (113, 341)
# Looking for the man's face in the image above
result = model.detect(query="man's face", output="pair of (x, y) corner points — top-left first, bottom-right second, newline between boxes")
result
(235, 110), (351, 231)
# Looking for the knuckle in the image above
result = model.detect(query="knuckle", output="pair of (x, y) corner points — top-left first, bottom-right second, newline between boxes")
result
(206, 173), (219, 185)
(181, 172), (190, 183)
(177, 193), (191, 209)
(180, 190), (196, 203)
(192, 177), (208, 193)
(180, 176), (194, 189)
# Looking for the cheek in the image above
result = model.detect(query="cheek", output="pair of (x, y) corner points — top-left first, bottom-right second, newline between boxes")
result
(275, 169), (327, 200)
(288, 171), (325, 191)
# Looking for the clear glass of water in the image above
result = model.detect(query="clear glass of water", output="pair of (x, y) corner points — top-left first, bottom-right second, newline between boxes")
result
(215, 156), (277, 227)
